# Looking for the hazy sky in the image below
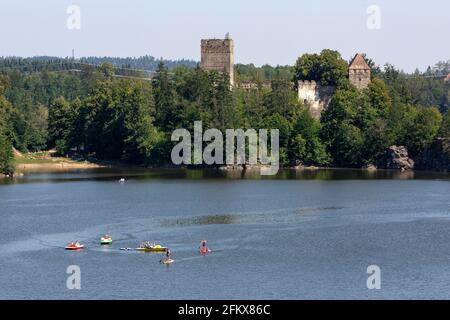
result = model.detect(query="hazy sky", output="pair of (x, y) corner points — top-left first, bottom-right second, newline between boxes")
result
(0, 0), (448, 72)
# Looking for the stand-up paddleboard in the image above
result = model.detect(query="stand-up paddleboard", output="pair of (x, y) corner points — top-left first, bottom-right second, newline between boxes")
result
(161, 259), (174, 265)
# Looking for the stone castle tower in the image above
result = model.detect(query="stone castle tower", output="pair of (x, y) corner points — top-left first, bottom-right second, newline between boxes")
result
(349, 53), (371, 89)
(201, 38), (234, 86)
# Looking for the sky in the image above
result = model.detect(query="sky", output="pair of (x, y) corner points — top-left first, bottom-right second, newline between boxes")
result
(0, 0), (449, 72)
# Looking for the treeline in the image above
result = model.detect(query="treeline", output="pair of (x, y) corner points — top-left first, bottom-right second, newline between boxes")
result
(79, 55), (197, 71)
(0, 77), (14, 175)
(1, 51), (449, 175)
(235, 64), (294, 83)
(381, 63), (449, 113)
(0, 55), (197, 72)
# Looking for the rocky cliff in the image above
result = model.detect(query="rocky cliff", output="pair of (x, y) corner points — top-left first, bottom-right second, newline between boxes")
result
(385, 146), (415, 171)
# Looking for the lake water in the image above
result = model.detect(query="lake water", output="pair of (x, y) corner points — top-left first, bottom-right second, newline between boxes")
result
(1, 168), (449, 299)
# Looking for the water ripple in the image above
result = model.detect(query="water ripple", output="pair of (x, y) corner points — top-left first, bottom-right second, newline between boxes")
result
(161, 206), (345, 227)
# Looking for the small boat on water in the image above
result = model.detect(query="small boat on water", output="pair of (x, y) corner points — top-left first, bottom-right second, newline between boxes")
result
(136, 241), (167, 252)
(100, 235), (113, 245)
(65, 242), (85, 250)
(199, 240), (211, 254)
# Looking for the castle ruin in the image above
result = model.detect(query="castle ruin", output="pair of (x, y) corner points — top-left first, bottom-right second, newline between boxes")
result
(298, 53), (372, 119)
(199, 38), (371, 119)
(297, 81), (334, 119)
(201, 38), (234, 86)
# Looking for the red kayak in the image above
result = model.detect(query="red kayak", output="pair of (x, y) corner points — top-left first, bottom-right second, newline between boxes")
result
(65, 242), (85, 250)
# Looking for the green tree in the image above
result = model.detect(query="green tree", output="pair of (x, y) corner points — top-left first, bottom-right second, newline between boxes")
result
(440, 110), (450, 138)
(0, 130), (14, 176)
(294, 49), (349, 87)
(152, 62), (179, 131)
(362, 118), (392, 164)
(48, 96), (73, 154)
(291, 109), (330, 165)
(365, 78), (391, 118)
(82, 79), (123, 158)
(404, 107), (442, 156)
(8, 97), (48, 152)
(99, 62), (115, 79)
(261, 113), (292, 165)
(82, 79), (161, 162)
(264, 79), (300, 120)
(332, 122), (364, 166)
(122, 81), (163, 162)
(0, 87), (14, 175)
(174, 68), (235, 132)
(385, 102), (416, 147)
(233, 86), (269, 129)
(357, 79), (393, 164)
(66, 98), (85, 152)
(321, 88), (364, 166)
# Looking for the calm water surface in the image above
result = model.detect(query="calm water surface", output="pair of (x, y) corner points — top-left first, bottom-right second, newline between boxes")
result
(0, 169), (449, 299)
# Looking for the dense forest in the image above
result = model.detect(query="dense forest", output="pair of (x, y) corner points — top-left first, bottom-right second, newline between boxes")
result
(0, 52), (449, 175)
(0, 55), (196, 72)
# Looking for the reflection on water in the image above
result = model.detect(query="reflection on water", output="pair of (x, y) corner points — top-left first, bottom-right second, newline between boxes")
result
(161, 206), (346, 227)
(1, 168), (449, 185)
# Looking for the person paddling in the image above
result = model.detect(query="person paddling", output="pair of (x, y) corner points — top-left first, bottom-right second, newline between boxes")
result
(200, 240), (210, 254)
(162, 248), (172, 263)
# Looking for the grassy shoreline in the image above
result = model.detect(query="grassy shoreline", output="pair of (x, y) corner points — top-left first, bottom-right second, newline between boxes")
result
(12, 150), (107, 173)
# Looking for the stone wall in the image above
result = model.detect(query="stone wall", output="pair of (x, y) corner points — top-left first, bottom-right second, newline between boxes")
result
(201, 39), (234, 86)
(297, 80), (335, 119)
(349, 69), (371, 90)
